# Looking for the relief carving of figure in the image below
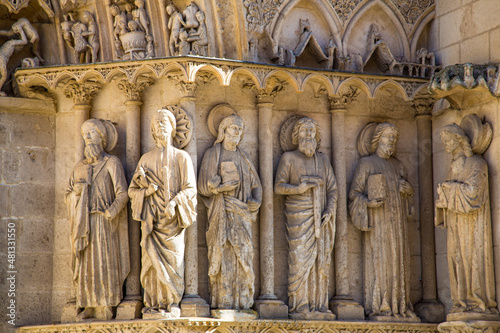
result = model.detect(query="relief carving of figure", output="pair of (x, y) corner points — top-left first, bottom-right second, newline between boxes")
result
(129, 109), (197, 318)
(435, 115), (499, 321)
(166, 2), (208, 56)
(65, 119), (130, 321)
(61, 11), (100, 64)
(349, 122), (418, 322)
(274, 117), (337, 320)
(0, 23), (28, 96)
(198, 115), (262, 311)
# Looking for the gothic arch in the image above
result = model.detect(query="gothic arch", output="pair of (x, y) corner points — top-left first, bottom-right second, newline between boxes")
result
(410, 9), (436, 62)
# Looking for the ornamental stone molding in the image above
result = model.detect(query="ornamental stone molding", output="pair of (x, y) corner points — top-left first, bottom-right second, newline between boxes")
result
(17, 318), (439, 333)
(0, 0), (54, 16)
(18, 57), (428, 101)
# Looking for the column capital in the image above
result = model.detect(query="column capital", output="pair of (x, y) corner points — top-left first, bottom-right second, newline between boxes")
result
(412, 96), (435, 117)
(63, 80), (101, 105)
(167, 74), (198, 97)
(245, 77), (286, 104)
(117, 76), (154, 103)
(328, 86), (359, 111)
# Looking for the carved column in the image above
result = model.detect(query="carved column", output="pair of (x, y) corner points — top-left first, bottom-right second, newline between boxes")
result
(63, 80), (101, 163)
(253, 84), (288, 319)
(328, 88), (365, 320)
(173, 78), (210, 317)
(115, 77), (153, 320)
(413, 97), (445, 323)
(60, 80), (100, 323)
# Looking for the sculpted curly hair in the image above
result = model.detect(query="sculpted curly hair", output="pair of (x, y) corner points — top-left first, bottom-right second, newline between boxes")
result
(291, 117), (321, 149)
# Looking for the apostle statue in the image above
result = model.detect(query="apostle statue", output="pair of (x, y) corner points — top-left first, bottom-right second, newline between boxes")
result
(274, 117), (337, 320)
(435, 114), (499, 321)
(128, 109), (197, 318)
(198, 115), (262, 311)
(349, 122), (418, 322)
(65, 118), (130, 321)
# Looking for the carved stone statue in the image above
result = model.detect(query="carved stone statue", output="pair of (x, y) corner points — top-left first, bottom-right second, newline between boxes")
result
(0, 24), (27, 96)
(274, 117), (337, 320)
(61, 11), (99, 64)
(0, 18), (45, 64)
(349, 122), (418, 322)
(198, 115), (262, 313)
(435, 114), (499, 322)
(166, 2), (208, 56)
(128, 109), (197, 319)
(65, 118), (130, 321)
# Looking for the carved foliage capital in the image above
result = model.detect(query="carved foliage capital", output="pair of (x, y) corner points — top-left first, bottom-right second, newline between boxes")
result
(117, 77), (154, 102)
(412, 97), (435, 117)
(245, 77), (286, 104)
(167, 74), (198, 97)
(63, 80), (101, 105)
(329, 86), (359, 110)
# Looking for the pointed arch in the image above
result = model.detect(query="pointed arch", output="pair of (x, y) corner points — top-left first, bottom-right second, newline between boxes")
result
(336, 77), (372, 98)
(410, 9), (435, 62)
(263, 69), (301, 92)
(372, 79), (411, 101)
(270, 0), (343, 56)
(188, 64), (226, 86)
(342, 0), (410, 61)
(227, 67), (263, 90)
(301, 73), (335, 96)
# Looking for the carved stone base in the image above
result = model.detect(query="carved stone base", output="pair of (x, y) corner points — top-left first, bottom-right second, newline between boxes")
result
(329, 298), (365, 320)
(115, 299), (143, 320)
(142, 306), (181, 320)
(369, 315), (421, 323)
(414, 300), (445, 323)
(18, 318), (440, 333)
(60, 301), (78, 323)
(290, 311), (336, 321)
(446, 312), (500, 322)
(438, 320), (500, 333)
(254, 299), (289, 319)
(180, 296), (210, 317)
(211, 309), (259, 320)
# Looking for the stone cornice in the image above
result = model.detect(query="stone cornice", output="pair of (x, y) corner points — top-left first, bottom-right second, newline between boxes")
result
(18, 318), (439, 333)
(15, 57), (429, 102)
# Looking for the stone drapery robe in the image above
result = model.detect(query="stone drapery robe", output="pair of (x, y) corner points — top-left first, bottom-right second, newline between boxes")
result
(435, 155), (497, 313)
(198, 143), (262, 310)
(275, 150), (337, 314)
(128, 147), (197, 311)
(65, 155), (130, 308)
(349, 154), (414, 317)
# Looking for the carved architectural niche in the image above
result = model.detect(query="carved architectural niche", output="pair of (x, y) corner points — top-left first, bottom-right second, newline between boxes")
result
(275, 116), (337, 320)
(61, 11), (100, 64)
(64, 118), (130, 322)
(435, 114), (499, 323)
(0, 0), (54, 16)
(109, 0), (154, 60)
(349, 122), (419, 322)
(166, 2), (208, 56)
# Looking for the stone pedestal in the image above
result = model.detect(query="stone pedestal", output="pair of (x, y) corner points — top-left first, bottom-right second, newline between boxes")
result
(115, 298), (143, 320)
(254, 299), (289, 319)
(438, 320), (500, 333)
(211, 309), (259, 320)
(329, 298), (365, 321)
(414, 300), (445, 323)
(290, 311), (336, 321)
(446, 312), (500, 322)
(369, 315), (421, 323)
(60, 301), (78, 323)
(180, 296), (211, 318)
(142, 305), (181, 320)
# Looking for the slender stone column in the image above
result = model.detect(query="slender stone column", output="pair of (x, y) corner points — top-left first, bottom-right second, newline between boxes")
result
(116, 77), (153, 319)
(61, 80), (100, 323)
(253, 86), (288, 319)
(413, 97), (445, 323)
(63, 80), (101, 163)
(174, 79), (210, 317)
(328, 89), (365, 320)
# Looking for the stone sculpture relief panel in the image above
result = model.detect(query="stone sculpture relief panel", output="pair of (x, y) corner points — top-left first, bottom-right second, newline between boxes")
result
(435, 114), (500, 322)
(166, 2), (208, 56)
(199, 114), (262, 318)
(128, 109), (197, 319)
(349, 122), (419, 322)
(65, 118), (130, 321)
(61, 11), (100, 64)
(274, 117), (337, 320)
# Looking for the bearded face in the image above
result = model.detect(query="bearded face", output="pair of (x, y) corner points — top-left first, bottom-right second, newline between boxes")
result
(82, 126), (104, 163)
(297, 123), (317, 157)
(377, 128), (398, 158)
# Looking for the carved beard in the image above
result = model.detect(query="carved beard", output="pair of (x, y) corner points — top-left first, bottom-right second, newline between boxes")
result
(224, 134), (240, 150)
(298, 137), (317, 157)
(84, 143), (103, 164)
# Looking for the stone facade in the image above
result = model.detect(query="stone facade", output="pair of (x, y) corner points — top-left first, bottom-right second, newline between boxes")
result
(0, 1), (499, 333)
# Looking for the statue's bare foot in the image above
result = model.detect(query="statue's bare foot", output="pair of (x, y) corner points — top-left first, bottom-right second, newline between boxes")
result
(76, 307), (93, 321)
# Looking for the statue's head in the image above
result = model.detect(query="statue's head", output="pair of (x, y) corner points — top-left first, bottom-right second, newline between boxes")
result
(440, 124), (473, 157)
(110, 4), (120, 16)
(195, 10), (205, 21)
(81, 119), (107, 163)
(151, 109), (176, 148)
(215, 115), (244, 150)
(371, 122), (399, 158)
(135, 0), (145, 8)
(82, 11), (93, 24)
(166, 3), (176, 15)
(292, 117), (321, 157)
